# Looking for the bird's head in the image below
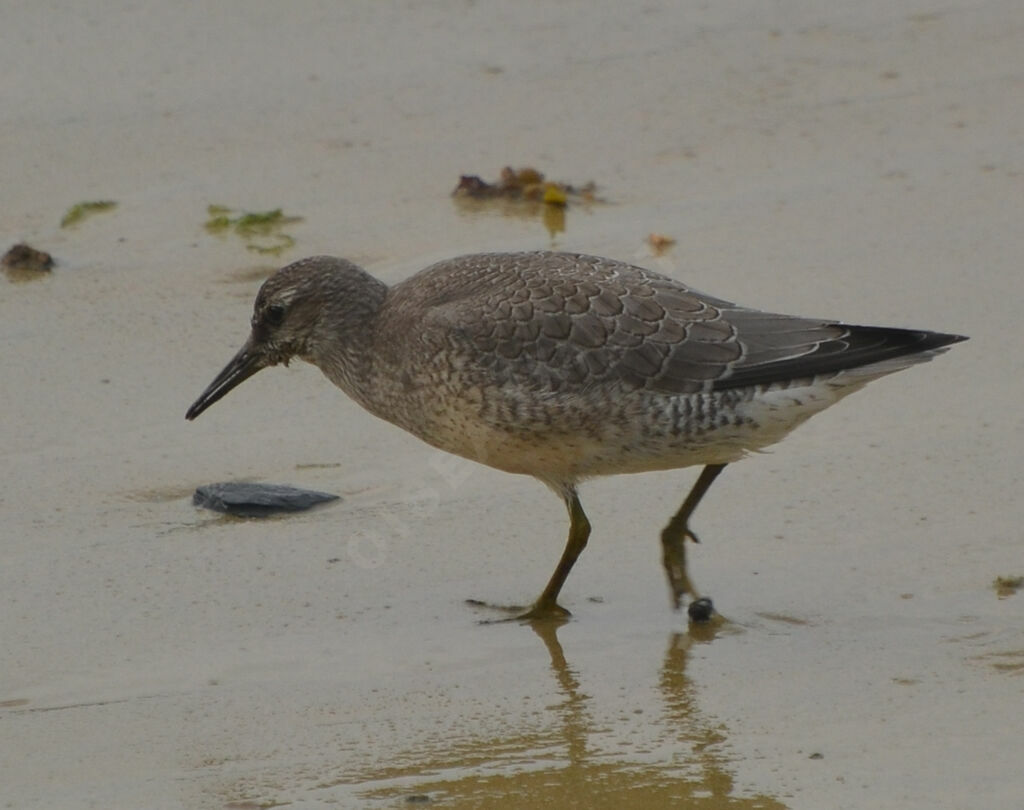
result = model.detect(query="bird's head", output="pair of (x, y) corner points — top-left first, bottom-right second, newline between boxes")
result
(185, 256), (381, 421)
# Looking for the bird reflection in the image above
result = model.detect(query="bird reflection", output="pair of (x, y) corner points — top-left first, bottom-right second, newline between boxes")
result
(342, 617), (784, 809)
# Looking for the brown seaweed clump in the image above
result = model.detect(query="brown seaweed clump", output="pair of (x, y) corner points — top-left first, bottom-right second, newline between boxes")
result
(452, 166), (603, 237)
(2, 243), (54, 272)
(452, 166), (600, 207)
(993, 575), (1023, 599)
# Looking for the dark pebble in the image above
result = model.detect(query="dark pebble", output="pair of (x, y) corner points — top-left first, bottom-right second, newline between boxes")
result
(193, 482), (340, 517)
(687, 597), (714, 623)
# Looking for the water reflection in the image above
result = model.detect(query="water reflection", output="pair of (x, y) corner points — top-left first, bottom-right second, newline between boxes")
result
(354, 620), (784, 809)
(451, 195), (568, 239)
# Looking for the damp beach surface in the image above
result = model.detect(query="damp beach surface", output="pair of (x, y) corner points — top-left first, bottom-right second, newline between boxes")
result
(1, 2), (1021, 809)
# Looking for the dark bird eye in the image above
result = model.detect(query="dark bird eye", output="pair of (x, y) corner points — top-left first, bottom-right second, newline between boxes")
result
(264, 304), (286, 326)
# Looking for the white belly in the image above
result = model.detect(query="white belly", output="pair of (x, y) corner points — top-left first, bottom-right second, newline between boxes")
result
(408, 375), (868, 486)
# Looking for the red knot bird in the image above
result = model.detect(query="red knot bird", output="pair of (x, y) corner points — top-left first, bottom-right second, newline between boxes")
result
(186, 251), (966, 622)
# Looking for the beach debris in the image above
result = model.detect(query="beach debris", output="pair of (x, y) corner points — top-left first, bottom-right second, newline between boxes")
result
(452, 166), (599, 207)
(204, 205), (303, 256)
(687, 596), (714, 623)
(993, 575), (1023, 598)
(193, 482), (339, 517)
(452, 166), (603, 237)
(647, 232), (677, 255)
(2, 243), (53, 272)
(60, 200), (117, 228)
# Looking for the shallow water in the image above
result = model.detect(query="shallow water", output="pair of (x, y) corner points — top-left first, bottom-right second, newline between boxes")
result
(2, 2), (1022, 808)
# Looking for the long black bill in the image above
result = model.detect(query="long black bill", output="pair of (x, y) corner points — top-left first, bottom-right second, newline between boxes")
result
(185, 341), (265, 420)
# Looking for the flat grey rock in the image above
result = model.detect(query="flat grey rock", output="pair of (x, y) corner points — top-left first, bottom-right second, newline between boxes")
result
(193, 482), (340, 517)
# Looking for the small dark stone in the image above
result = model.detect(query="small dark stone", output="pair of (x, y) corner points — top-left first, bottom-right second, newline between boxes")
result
(405, 795), (431, 804)
(687, 597), (714, 622)
(193, 482), (339, 517)
(2, 243), (53, 271)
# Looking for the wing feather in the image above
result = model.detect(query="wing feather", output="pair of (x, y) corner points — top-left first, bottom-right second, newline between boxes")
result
(394, 252), (964, 396)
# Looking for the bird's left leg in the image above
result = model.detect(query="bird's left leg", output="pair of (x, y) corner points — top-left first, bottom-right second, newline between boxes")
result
(661, 463), (726, 610)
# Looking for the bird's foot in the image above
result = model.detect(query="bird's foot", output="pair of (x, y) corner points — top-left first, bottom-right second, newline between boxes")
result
(662, 526), (713, 621)
(662, 540), (697, 609)
(465, 597), (571, 625)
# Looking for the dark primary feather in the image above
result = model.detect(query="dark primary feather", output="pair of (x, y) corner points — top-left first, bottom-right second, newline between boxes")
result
(715, 319), (965, 390)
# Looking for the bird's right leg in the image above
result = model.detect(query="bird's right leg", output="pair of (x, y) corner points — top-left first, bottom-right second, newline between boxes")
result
(661, 463), (726, 610)
(467, 487), (590, 623)
(516, 488), (591, 622)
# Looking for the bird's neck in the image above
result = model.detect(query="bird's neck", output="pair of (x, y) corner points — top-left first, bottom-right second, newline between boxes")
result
(305, 273), (389, 409)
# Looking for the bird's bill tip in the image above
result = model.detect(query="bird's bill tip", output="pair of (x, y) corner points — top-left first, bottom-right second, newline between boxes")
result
(185, 343), (265, 421)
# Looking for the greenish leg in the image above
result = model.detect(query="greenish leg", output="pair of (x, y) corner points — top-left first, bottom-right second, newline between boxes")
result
(518, 489), (591, 621)
(661, 463), (727, 610)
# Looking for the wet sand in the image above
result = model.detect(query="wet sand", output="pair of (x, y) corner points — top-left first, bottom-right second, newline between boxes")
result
(2, 2), (1022, 808)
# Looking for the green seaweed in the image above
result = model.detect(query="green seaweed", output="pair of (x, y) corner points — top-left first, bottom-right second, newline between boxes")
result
(203, 204), (302, 256)
(60, 200), (118, 228)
